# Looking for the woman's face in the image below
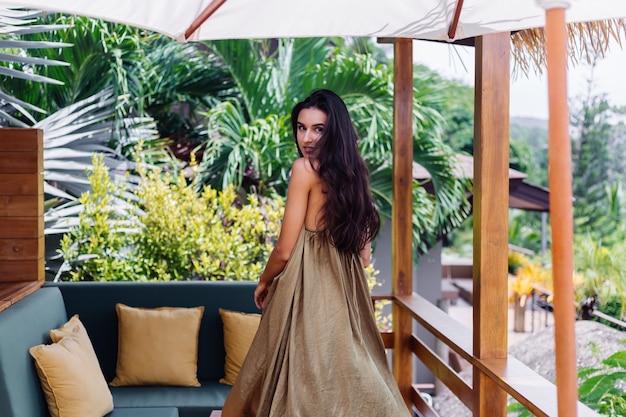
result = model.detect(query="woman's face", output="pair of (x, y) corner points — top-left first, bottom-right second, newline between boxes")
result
(296, 107), (327, 158)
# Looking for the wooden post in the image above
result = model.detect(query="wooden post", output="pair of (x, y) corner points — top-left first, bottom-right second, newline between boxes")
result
(472, 33), (510, 417)
(392, 37), (413, 409)
(544, 5), (579, 416)
(0, 129), (45, 282)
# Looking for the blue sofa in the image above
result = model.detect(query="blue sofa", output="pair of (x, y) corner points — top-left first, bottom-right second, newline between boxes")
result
(0, 281), (258, 417)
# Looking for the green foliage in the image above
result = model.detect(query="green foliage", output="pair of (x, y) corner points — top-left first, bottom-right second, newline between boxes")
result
(508, 250), (529, 275)
(596, 296), (625, 330)
(365, 264), (391, 331)
(509, 121), (549, 186)
(0, 9), (71, 126)
(509, 345), (626, 417)
(571, 91), (621, 241)
(578, 349), (626, 416)
(59, 155), (138, 281)
(198, 38), (471, 257)
(574, 237), (626, 311)
(59, 156), (283, 281)
(508, 209), (547, 255)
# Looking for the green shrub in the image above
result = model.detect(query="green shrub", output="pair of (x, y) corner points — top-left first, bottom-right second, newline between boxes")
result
(508, 343), (626, 416)
(59, 155), (283, 281)
(59, 155), (140, 281)
(578, 348), (626, 416)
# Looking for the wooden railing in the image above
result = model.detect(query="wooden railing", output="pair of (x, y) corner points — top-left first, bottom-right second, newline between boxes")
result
(375, 293), (601, 417)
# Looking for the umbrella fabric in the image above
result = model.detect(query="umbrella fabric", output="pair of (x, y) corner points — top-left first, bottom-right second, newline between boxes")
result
(1, 0), (626, 42)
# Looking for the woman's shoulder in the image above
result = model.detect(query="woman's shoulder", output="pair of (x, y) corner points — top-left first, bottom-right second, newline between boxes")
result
(291, 157), (318, 176)
(290, 158), (321, 190)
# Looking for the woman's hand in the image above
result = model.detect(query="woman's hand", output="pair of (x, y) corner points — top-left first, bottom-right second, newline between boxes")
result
(254, 280), (272, 310)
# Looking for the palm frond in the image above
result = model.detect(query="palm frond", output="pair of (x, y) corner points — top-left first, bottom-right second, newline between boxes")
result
(0, 7), (70, 125)
(33, 89), (158, 202)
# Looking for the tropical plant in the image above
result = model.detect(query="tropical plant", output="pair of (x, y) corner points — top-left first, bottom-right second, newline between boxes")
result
(197, 38), (471, 256)
(508, 345), (626, 416)
(578, 348), (626, 416)
(574, 237), (626, 319)
(509, 263), (552, 303)
(5, 14), (235, 160)
(571, 87), (621, 242)
(12, 13), (471, 263)
(0, 7), (71, 126)
(508, 250), (530, 275)
(40, 90), (159, 241)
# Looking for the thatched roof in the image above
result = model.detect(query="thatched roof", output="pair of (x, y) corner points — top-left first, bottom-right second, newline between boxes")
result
(511, 18), (626, 78)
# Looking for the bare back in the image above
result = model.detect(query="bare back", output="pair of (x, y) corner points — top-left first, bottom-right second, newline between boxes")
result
(302, 163), (326, 232)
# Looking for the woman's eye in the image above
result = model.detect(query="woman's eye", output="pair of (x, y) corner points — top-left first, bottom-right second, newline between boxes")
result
(315, 127), (323, 133)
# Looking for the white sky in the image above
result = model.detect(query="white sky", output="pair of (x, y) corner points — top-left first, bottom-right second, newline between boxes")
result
(412, 39), (626, 120)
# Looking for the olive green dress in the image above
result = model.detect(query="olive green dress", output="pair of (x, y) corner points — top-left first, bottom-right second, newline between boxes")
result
(222, 227), (410, 417)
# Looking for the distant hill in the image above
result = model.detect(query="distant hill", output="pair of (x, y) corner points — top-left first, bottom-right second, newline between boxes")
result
(510, 116), (548, 130)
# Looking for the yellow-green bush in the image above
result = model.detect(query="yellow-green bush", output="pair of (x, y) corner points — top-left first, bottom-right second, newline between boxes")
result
(59, 156), (283, 281)
(59, 155), (140, 281)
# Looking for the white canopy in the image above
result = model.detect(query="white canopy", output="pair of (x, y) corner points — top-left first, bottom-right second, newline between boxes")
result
(1, 0), (626, 42)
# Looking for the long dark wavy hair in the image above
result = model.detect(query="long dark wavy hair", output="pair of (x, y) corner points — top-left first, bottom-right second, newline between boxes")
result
(291, 89), (380, 254)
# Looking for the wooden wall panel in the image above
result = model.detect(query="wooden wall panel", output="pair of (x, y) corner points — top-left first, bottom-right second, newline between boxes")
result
(0, 218), (43, 239)
(0, 258), (45, 281)
(0, 238), (44, 260)
(0, 151), (42, 173)
(0, 128), (44, 287)
(0, 174), (44, 195)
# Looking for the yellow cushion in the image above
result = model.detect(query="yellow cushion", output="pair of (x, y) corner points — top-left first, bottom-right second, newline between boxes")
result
(29, 315), (114, 417)
(110, 304), (204, 387)
(219, 308), (261, 385)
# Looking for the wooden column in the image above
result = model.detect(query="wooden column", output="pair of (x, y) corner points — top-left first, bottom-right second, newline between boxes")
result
(472, 33), (510, 417)
(0, 129), (45, 311)
(392, 37), (413, 409)
(544, 6), (578, 416)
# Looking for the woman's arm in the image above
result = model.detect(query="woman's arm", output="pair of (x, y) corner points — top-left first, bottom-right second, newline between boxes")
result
(254, 158), (315, 308)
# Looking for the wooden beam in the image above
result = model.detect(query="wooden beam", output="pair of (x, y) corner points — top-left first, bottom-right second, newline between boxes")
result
(411, 334), (473, 410)
(392, 37), (414, 409)
(472, 32), (511, 417)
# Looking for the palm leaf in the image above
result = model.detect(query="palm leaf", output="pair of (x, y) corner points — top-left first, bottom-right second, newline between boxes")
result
(0, 7), (70, 125)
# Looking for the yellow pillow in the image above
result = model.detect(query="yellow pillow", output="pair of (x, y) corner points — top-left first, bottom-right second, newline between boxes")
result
(219, 308), (261, 385)
(29, 315), (114, 417)
(110, 304), (204, 387)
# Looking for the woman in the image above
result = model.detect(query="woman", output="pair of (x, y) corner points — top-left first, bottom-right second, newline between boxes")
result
(222, 89), (410, 416)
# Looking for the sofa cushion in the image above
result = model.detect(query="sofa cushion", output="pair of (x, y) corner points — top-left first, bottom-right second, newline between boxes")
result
(0, 287), (68, 417)
(110, 381), (231, 417)
(29, 315), (114, 417)
(106, 407), (179, 417)
(49, 281), (258, 381)
(218, 308), (261, 385)
(111, 304), (204, 387)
